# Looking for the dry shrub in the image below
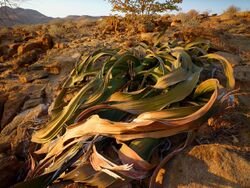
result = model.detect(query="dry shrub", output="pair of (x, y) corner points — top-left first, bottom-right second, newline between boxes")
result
(100, 14), (171, 35)
(48, 24), (65, 37)
(76, 18), (97, 29)
(0, 26), (9, 35)
(173, 10), (201, 28)
(22, 24), (43, 34)
(235, 11), (250, 18)
(48, 18), (64, 26)
(224, 5), (240, 15)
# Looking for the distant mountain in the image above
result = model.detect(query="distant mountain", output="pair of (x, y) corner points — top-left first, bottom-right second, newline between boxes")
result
(0, 6), (53, 26)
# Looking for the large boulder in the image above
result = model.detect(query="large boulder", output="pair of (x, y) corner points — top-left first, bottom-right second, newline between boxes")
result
(162, 144), (250, 188)
(17, 34), (53, 55)
(1, 104), (47, 136)
(13, 49), (41, 67)
(0, 93), (28, 129)
(0, 104), (47, 156)
(234, 65), (250, 81)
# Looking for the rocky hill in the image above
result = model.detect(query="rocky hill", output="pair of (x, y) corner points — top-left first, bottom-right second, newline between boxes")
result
(0, 6), (52, 26)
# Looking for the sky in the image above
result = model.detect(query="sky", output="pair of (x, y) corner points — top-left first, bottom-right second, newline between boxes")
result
(19, 0), (250, 18)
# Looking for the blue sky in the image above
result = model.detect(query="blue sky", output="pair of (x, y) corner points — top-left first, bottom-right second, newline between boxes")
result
(20, 0), (250, 18)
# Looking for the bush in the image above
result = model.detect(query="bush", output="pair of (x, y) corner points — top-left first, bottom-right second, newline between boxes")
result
(99, 14), (170, 35)
(48, 24), (65, 37)
(173, 10), (201, 28)
(224, 5), (240, 15)
(0, 27), (9, 35)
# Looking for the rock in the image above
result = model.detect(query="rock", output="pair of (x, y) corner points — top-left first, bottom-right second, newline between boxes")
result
(43, 61), (62, 75)
(21, 84), (46, 99)
(22, 98), (44, 110)
(1, 104), (47, 136)
(0, 94), (8, 128)
(19, 70), (49, 83)
(39, 34), (53, 49)
(13, 49), (41, 67)
(234, 65), (250, 81)
(11, 122), (32, 158)
(17, 34), (53, 55)
(44, 66), (61, 75)
(0, 155), (24, 188)
(216, 51), (242, 66)
(1, 93), (28, 129)
(33, 78), (50, 85)
(28, 62), (44, 70)
(54, 42), (68, 49)
(17, 42), (43, 55)
(163, 144), (250, 188)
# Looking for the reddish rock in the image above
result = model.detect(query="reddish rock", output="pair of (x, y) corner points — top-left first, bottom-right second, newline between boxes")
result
(13, 49), (41, 67)
(163, 144), (250, 188)
(19, 70), (49, 83)
(17, 34), (53, 55)
(1, 93), (28, 129)
(40, 34), (53, 49)
(17, 42), (43, 55)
